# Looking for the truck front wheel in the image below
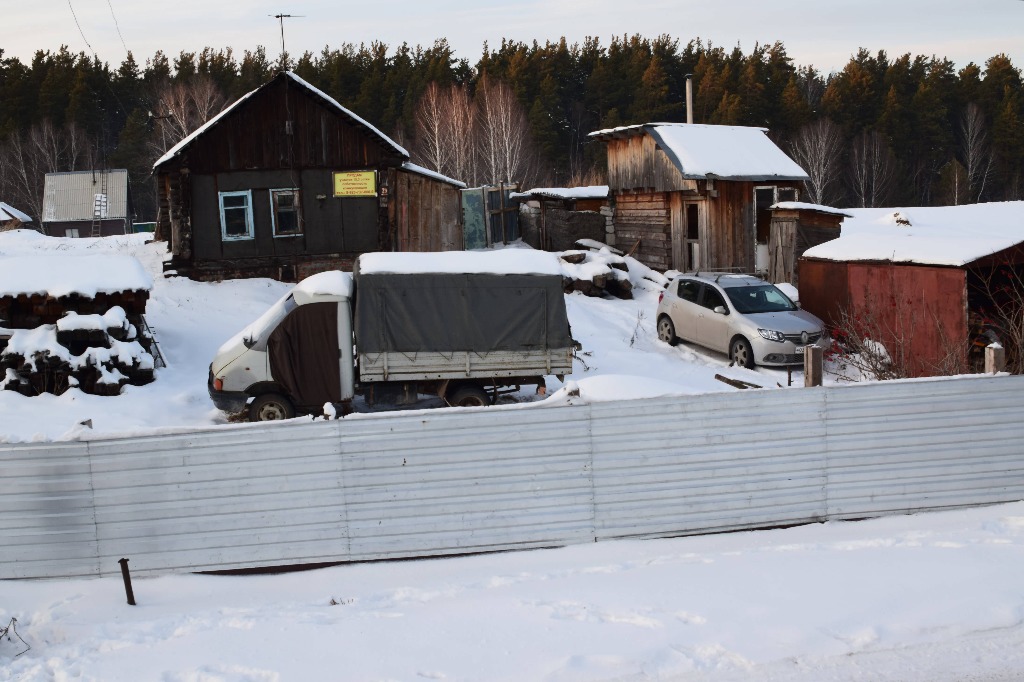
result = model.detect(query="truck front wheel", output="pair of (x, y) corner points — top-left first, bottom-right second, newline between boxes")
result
(448, 384), (491, 407)
(249, 392), (296, 421)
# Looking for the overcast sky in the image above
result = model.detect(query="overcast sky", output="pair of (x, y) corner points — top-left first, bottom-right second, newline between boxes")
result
(8, 0), (1024, 74)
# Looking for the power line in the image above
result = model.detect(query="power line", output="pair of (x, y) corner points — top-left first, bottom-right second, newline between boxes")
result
(106, 0), (132, 59)
(67, 0), (97, 56)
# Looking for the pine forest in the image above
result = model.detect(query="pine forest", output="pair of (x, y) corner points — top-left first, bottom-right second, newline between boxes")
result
(0, 35), (1022, 223)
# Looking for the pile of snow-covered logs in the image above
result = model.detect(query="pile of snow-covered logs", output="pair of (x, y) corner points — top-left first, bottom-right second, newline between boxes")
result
(558, 239), (669, 299)
(0, 306), (156, 397)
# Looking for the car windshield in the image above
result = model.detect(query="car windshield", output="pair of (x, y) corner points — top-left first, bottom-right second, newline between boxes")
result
(725, 284), (797, 314)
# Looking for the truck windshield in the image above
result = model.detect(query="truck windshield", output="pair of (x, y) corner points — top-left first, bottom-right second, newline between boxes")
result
(725, 285), (796, 314)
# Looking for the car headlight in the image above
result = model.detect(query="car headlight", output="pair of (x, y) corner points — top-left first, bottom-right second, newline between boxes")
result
(758, 328), (786, 343)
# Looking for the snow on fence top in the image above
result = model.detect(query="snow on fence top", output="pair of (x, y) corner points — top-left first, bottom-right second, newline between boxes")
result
(802, 201), (1024, 267)
(770, 201), (852, 217)
(0, 254), (152, 298)
(510, 186), (609, 201)
(358, 250), (564, 277)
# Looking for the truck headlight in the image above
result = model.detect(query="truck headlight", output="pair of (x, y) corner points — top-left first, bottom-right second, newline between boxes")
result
(758, 328), (786, 343)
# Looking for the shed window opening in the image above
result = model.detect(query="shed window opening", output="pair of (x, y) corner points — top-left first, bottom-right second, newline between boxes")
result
(219, 191), (254, 240)
(271, 188), (303, 237)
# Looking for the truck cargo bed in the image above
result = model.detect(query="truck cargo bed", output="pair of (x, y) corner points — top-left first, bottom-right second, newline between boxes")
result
(358, 348), (573, 382)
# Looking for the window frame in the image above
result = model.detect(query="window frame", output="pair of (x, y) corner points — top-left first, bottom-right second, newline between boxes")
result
(219, 190), (255, 241)
(269, 188), (304, 238)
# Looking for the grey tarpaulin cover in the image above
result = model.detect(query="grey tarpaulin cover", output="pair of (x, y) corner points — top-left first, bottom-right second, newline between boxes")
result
(354, 273), (573, 353)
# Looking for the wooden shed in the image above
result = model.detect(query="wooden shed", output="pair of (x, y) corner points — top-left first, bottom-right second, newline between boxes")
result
(153, 71), (465, 281)
(588, 123), (808, 273)
(799, 203), (1024, 377)
(767, 202), (850, 285)
(509, 185), (611, 251)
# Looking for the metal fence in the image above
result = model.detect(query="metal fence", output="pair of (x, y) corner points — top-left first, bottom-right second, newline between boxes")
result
(4, 374), (1024, 580)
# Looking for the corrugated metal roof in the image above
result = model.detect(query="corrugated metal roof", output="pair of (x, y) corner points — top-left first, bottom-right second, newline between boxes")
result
(42, 169), (130, 222)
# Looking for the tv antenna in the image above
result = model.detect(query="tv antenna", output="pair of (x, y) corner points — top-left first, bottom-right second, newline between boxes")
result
(271, 13), (303, 68)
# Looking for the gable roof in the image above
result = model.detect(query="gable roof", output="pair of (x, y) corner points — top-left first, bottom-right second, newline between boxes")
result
(802, 202), (1024, 267)
(42, 170), (130, 223)
(0, 202), (31, 223)
(588, 123), (808, 182)
(154, 71), (409, 170)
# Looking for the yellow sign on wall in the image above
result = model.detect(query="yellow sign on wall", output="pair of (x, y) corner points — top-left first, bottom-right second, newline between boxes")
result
(333, 171), (377, 197)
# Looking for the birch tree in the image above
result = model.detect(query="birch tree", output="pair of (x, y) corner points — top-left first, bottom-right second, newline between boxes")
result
(848, 130), (895, 207)
(413, 82), (452, 177)
(787, 118), (845, 205)
(960, 102), (994, 202)
(475, 76), (539, 187)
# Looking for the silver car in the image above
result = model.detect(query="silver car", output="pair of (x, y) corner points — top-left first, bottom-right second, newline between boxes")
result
(656, 273), (828, 368)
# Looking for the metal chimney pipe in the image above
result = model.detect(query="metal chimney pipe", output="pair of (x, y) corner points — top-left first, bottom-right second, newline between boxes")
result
(685, 75), (694, 124)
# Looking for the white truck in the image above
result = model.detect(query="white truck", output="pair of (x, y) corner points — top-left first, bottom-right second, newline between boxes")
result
(208, 251), (576, 421)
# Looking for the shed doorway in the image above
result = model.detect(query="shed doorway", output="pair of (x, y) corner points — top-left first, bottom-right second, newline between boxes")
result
(670, 195), (703, 272)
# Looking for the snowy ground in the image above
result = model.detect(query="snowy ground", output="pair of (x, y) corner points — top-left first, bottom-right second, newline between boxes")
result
(4, 503), (1024, 681)
(0, 231), (795, 443)
(3, 231), (1022, 681)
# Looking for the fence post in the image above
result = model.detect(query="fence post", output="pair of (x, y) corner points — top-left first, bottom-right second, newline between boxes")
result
(985, 343), (1006, 374)
(804, 345), (823, 387)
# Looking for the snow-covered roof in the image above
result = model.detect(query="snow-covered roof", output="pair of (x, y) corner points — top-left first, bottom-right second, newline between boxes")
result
(0, 202), (31, 223)
(154, 71), (409, 169)
(510, 185), (609, 201)
(358, 250), (563, 276)
(589, 123), (808, 182)
(293, 270), (353, 300)
(400, 162), (467, 188)
(0, 254), (152, 298)
(802, 202), (1024, 267)
(771, 201), (852, 218)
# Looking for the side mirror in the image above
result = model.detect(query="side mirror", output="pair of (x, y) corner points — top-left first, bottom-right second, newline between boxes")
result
(243, 335), (256, 349)
(714, 305), (727, 315)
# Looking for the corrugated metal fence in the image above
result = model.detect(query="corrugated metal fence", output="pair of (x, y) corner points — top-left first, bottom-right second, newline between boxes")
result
(4, 375), (1024, 580)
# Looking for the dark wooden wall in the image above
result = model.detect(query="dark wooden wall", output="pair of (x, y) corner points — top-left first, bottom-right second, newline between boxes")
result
(605, 135), (698, 193)
(391, 170), (462, 252)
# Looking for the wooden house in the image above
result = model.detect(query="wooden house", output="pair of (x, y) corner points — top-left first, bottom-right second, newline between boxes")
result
(153, 71), (465, 281)
(41, 170), (133, 238)
(799, 203), (1024, 377)
(588, 123), (808, 273)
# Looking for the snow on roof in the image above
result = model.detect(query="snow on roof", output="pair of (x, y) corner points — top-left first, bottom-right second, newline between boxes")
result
(510, 185), (609, 201)
(358, 249), (564, 276)
(293, 270), (353, 300)
(0, 254), (152, 298)
(155, 71), (408, 169)
(802, 201), (1024, 266)
(589, 123), (808, 181)
(0, 202), (31, 223)
(771, 201), (852, 217)
(400, 162), (467, 188)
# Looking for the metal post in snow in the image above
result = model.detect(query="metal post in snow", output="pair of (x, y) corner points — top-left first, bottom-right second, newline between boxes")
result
(804, 345), (823, 387)
(118, 558), (136, 605)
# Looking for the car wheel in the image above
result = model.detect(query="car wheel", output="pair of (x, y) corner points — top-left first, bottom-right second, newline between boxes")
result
(730, 337), (755, 369)
(248, 392), (295, 421)
(657, 315), (678, 346)
(448, 384), (491, 407)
